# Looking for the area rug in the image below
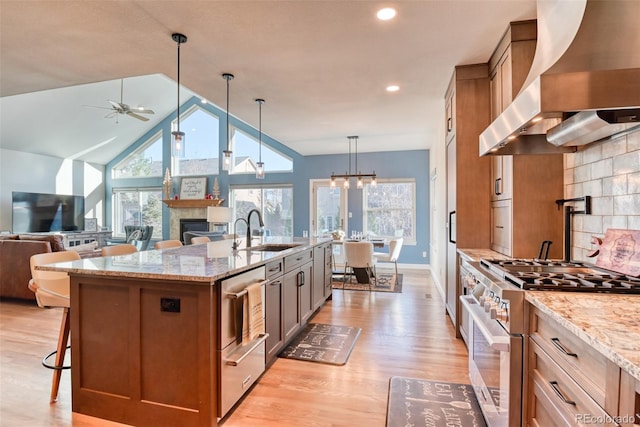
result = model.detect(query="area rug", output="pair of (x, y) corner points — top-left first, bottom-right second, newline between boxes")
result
(386, 376), (486, 427)
(279, 323), (361, 366)
(332, 273), (403, 293)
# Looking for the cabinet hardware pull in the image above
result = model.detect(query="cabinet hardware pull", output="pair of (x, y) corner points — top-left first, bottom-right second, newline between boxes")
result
(269, 280), (281, 286)
(496, 177), (502, 195)
(268, 266), (280, 272)
(551, 337), (578, 357)
(448, 210), (456, 244)
(549, 381), (576, 405)
(447, 117), (452, 132)
(495, 226), (504, 229)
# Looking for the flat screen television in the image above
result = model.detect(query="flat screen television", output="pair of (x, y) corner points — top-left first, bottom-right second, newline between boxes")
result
(12, 191), (85, 233)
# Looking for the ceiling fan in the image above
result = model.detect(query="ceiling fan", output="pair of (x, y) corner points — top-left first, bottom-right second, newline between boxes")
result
(84, 79), (154, 122)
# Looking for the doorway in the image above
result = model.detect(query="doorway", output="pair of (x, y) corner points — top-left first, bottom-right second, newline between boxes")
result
(310, 180), (347, 236)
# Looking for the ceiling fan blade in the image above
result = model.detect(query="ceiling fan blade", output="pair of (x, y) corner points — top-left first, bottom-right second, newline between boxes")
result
(126, 111), (150, 122)
(83, 104), (112, 110)
(108, 100), (124, 110)
(104, 111), (117, 119)
(135, 109), (155, 115)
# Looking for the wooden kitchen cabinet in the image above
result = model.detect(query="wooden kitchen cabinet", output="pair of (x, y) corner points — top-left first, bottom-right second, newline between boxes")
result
(444, 64), (491, 333)
(312, 242), (332, 311)
(619, 371), (640, 427)
(528, 306), (621, 426)
(283, 249), (313, 342)
(490, 155), (512, 201)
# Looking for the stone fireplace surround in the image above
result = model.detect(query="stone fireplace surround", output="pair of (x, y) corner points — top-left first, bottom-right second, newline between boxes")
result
(169, 207), (209, 241)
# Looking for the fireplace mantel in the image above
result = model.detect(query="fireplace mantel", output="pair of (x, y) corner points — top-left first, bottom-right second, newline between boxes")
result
(162, 199), (224, 208)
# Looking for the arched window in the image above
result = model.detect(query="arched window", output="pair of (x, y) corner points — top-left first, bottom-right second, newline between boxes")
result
(112, 131), (163, 179)
(172, 106), (220, 176)
(228, 127), (293, 174)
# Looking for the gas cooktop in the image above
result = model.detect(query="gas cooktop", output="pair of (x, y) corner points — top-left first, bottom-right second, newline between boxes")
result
(480, 258), (640, 294)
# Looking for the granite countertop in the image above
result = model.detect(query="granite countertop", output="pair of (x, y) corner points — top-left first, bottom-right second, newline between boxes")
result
(38, 236), (330, 283)
(457, 248), (510, 262)
(526, 292), (640, 383)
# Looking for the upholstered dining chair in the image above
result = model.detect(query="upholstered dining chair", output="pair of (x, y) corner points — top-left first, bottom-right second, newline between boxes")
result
(101, 243), (138, 256)
(28, 250), (81, 403)
(343, 241), (377, 290)
(373, 237), (404, 278)
(190, 236), (211, 245)
(153, 239), (183, 249)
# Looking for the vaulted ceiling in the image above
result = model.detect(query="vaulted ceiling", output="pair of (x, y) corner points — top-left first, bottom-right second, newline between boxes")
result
(0, 0), (536, 165)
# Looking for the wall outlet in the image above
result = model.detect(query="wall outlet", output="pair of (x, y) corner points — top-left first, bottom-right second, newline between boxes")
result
(348, 212), (352, 218)
(422, 251), (427, 258)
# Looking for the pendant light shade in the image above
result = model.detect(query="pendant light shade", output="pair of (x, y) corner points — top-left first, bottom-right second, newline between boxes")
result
(330, 136), (377, 190)
(171, 33), (187, 158)
(255, 98), (265, 179)
(222, 73), (234, 172)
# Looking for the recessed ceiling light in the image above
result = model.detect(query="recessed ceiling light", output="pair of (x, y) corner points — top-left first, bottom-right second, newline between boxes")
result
(377, 7), (397, 21)
(200, 98), (208, 104)
(386, 85), (400, 92)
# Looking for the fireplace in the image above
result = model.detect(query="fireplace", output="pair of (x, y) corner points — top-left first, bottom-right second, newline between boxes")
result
(179, 219), (208, 243)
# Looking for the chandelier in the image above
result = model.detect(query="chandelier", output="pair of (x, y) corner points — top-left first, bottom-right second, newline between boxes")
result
(330, 136), (377, 189)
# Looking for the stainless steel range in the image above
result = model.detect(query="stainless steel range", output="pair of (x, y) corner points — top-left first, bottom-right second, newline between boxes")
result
(460, 252), (640, 427)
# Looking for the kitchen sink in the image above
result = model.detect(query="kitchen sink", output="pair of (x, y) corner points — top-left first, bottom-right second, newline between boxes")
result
(241, 243), (302, 252)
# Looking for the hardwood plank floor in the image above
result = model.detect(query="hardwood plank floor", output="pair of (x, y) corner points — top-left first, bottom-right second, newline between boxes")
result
(0, 269), (470, 426)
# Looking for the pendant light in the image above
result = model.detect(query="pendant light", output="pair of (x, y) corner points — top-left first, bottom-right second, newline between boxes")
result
(330, 136), (376, 189)
(171, 33), (187, 158)
(255, 98), (265, 179)
(222, 73), (234, 171)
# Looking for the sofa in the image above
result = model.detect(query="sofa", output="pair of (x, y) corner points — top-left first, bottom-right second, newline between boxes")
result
(0, 234), (65, 301)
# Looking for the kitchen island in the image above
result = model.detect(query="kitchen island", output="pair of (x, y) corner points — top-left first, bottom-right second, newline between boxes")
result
(526, 292), (640, 425)
(39, 236), (333, 427)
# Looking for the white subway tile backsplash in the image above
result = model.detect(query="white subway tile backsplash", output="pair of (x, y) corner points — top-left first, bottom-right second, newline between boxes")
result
(591, 158), (613, 179)
(582, 179), (603, 197)
(601, 135), (628, 158)
(582, 214), (603, 233)
(563, 130), (639, 262)
(613, 151), (640, 174)
(628, 171), (640, 194)
(610, 174), (628, 196)
(627, 130), (640, 152)
(573, 164), (591, 183)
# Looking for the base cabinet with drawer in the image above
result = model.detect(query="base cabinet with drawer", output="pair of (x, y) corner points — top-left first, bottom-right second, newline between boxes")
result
(282, 249), (313, 343)
(527, 306), (621, 426)
(264, 259), (284, 366)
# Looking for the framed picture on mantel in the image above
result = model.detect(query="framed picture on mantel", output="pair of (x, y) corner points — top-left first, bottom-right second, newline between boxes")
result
(179, 177), (207, 199)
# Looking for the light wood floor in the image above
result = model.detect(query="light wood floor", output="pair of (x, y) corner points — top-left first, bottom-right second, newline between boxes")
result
(0, 269), (470, 426)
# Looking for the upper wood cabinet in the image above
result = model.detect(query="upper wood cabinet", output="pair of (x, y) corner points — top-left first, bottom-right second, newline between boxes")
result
(488, 20), (537, 120)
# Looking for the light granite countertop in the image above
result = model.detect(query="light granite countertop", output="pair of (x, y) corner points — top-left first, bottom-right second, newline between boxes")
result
(526, 292), (640, 383)
(38, 236), (331, 283)
(457, 248), (510, 262)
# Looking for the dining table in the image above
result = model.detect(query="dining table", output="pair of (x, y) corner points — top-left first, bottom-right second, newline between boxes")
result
(332, 238), (388, 284)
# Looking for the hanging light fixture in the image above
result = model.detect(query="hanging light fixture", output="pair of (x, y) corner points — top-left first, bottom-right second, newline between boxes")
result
(222, 73), (235, 172)
(330, 136), (377, 189)
(255, 98), (265, 179)
(171, 33), (187, 158)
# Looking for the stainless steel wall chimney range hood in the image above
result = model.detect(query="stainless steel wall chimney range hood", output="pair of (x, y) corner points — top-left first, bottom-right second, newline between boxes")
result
(479, 0), (640, 156)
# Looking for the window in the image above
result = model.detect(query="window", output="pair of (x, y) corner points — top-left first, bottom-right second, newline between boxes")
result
(112, 189), (163, 238)
(173, 106), (220, 176)
(363, 180), (415, 243)
(228, 127), (293, 174)
(112, 132), (163, 179)
(230, 186), (293, 237)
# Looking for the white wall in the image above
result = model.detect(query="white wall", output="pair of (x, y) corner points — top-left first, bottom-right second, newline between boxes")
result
(0, 148), (105, 232)
(564, 129), (640, 261)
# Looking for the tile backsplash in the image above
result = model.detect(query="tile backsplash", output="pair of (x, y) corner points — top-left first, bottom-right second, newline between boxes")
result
(564, 129), (640, 261)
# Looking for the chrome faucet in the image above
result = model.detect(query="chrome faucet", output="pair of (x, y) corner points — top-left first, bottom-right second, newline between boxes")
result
(232, 218), (248, 250)
(246, 209), (265, 248)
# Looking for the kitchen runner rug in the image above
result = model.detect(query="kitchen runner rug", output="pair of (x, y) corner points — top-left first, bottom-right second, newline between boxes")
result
(386, 376), (487, 427)
(279, 323), (361, 366)
(332, 273), (403, 293)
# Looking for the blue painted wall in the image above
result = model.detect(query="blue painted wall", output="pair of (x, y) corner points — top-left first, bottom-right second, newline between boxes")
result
(106, 96), (430, 265)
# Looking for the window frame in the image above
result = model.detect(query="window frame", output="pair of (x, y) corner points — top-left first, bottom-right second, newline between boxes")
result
(111, 187), (163, 239)
(171, 104), (220, 177)
(362, 178), (416, 244)
(227, 126), (293, 175)
(229, 184), (294, 237)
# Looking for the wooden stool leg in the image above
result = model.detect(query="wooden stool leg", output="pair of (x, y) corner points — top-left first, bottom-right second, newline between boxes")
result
(50, 307), (70, 403)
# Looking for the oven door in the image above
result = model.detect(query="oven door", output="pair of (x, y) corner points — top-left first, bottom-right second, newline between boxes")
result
(461, 296), (523, 427)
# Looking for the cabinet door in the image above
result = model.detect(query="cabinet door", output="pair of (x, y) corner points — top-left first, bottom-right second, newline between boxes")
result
(283, 269), (300, 342)
(490, 69), (501, 121)
(491, 200), (512, 256)
(312, 245), (326, 310)
(299, 262), (313, 324)
(490, 155), (512, 201)
(499, 49), (512, 108)
(265, 276), (284, 365)
(445, 88), (456, 142)
(324, 244), (333, 298)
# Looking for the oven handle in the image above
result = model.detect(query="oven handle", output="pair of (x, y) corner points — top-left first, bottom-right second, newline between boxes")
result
(460, 296), (510, 352)
(225, 333), (270, 366)
(225, 279), (269, 299)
